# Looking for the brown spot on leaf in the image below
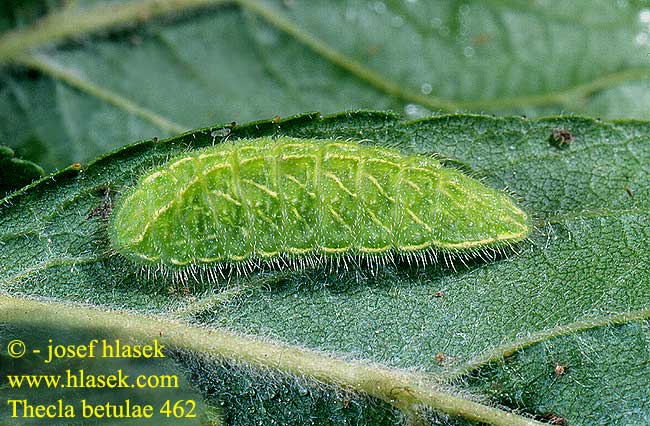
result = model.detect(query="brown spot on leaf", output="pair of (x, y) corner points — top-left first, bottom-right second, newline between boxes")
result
(342, 397), (350, 409)
(367, 45), (381, 56)
(545, 414), (567, 425)
(472, 33), (494, 45)
(87, 187), (113, 220)
(435, 352), (445, 366)
(550, 128), (574, 148)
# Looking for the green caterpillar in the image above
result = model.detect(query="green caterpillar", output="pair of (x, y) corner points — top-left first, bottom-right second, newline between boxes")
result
(109, 137), (529, 276)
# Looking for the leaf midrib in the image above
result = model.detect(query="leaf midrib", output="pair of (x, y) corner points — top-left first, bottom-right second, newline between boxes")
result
(0, 294), (550, 426)
(2, 294), (645, 423)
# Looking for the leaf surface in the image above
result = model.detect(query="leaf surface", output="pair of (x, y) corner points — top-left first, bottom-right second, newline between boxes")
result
(1, 112), (648, 425)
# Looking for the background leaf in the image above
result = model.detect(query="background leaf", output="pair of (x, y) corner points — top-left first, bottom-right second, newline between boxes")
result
(1, 112), (648, 425)
(0, 145), (44, 197)
(1, 0), (650, 171)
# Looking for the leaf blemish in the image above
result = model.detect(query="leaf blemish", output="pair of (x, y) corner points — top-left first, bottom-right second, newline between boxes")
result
(544, 414), (567, 425)
(550, 128), (574, 148)
(435, 352), (446, 366)
(87, 187), (113, 221)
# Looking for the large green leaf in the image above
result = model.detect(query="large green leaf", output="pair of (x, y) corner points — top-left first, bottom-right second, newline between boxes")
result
(1, 0), (650, 171)
(1, 112), (648, 425)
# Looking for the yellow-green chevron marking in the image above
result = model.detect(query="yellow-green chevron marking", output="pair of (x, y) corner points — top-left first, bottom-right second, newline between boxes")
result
(109, 137), (529, 269)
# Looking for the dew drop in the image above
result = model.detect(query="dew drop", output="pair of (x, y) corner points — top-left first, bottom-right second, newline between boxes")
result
(635, 32), (649, 46)
(420, 83), (433, 95)
(463, 46), (475, 57)
(639, 8), (650, 23)
(404, 103), (431, 119)
(371, 1), (386, 14)
(391, 15), (405, 27)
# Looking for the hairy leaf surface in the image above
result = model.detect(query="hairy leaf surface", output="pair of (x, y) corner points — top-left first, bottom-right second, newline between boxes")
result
(1, 112), (648, 425)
